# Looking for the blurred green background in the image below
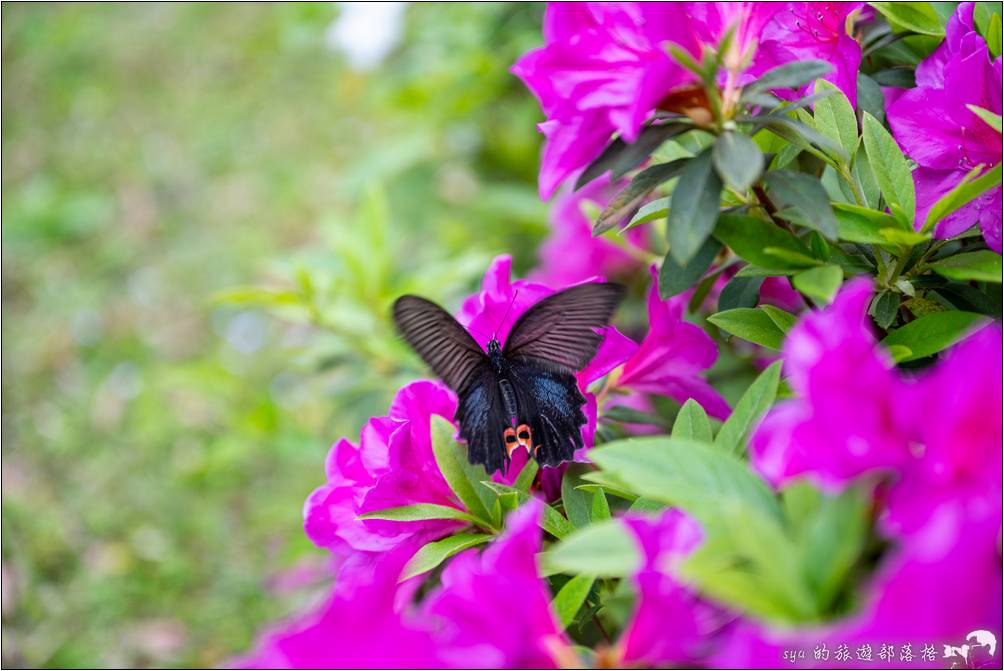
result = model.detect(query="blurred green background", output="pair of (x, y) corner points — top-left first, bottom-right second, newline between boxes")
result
(1, 3), (547, 666)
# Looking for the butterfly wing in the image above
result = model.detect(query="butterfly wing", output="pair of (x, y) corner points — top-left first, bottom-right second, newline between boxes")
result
(393, 295), (509, 473)
(392, 295), (488, 393)
(454, 363), (511, 475)
(502, 282), (625, 370)
(509, 361), (587, 466)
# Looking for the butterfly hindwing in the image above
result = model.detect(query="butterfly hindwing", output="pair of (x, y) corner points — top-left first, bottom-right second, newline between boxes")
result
(503, 282), (625, 371)
(509, 361), (586, 466)
(392, 295), (488, 393)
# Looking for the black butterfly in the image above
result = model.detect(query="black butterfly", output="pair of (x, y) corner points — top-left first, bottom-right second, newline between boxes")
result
(393, 283), (625, 474)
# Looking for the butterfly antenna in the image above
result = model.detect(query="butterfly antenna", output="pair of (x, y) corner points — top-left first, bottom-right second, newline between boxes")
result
(493, 289), (519, 340)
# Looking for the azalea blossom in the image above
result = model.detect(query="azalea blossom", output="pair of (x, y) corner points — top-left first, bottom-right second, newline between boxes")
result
(303, 380), (465, 555)
(513, 2), (865, 198)
(887, 2), (1003, 251)
(234, 548), (439, 668)
(617, 510), (731, 666)
(530, 175), (650, 287)
(615, 266), (731, 419)
(421, 500), (574, 668)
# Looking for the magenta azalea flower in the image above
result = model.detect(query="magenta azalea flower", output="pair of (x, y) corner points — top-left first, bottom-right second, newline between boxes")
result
(618, 510), (730, 666)
(513, 2), (864, 198)
(750, 279), (909, 489)
(887, 2), (1003, 251)
(530, 176), (650, 287)
(303, 380), (465, 555)
(235, 549), (439, 669)
(616, 266), (730, 419)
(422, 500), (574, 668)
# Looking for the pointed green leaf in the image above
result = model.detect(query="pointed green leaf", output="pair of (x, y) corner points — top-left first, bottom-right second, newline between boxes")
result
(591, 489), (611, 522)
(745, 60), (834, 95)
(765, 170), (839, 239)
(759, 304), (799, 333)
(431, 416), (495, 525)
(713, 213), (816, 271)
(713, 131), (764, 191)
(966, 105), (1003, 134)
(402, 533), (492, 581)
(545, 518), (641, 577)
(926, 250), (1003, 283)
(668, 149), (724, 264)
(870, 2), (945, 36)
(672, 399), (713, 442)
(718, 274), (764, 310)
(922, 163), (1003, 234)
(862, 112), (916, 224)
(594, 159), (689, 234)
(659, 236), (722, 298)
(562, 472), (592, 529)
(812, 80), (858, 159)
(551, 574), (596, 629)
(792, 265), (844, 304)
(576, 123), (693, 190)
(358, 503), (478, 524)
(880, 311), (986, 361)
(512, 459), (539, 493)
(708, 308), (786, 349)
(624, 197), (669, 230)
(714, 361), (782, 455)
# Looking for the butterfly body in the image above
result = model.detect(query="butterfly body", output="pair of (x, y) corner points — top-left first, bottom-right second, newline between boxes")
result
(393, 283), (624, 473)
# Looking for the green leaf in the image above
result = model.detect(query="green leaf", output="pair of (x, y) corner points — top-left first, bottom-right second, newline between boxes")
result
(880, 311), (986, 361)
(852, 146), (882, 209)
(759, 304), (799, 334)
(792, 265), (843, 304)
(667, 150), (724, 264)
(799, 486), (869, 611)
(562, 472), (592, 529)
(833, 203), (897, 244)
(545, 519), (641, 577)
(551, 574), (596, 629)
(430, 416), (496, 525)
(718, 274), (764, 310)
(879, 228), (930, 246)
(594, 159), (690, 234)
(966, 104), (1003, 134)
(576, 123), (693, 190)
(856, 73), (886, 126)
(870, 2), (945, 36)
(812, 80), (858, 160)
(659, 236), (722, 298)
(480, 481), (576, 538)
(712, 131), (764, 191)
(591, 437), (782, 526)
(401, 533), (492, 581)
(861, 112), (916, 224)
(358, 503), (477, 524)
(708, 308), (786, 349)
(714, 361), (782, 455)
(624, 197), (669, 230)
(869, 291), (900, 330)
(512, 459), (539, 493)
(755, 114), (847, 163)
(745, 60), (834, 95)
(985, 12), (1003, 58)
(922, 164), (1003, 234)
(713, 213), (816, 271)
(926, 250), (1003, 283)
(765, 170), (839, 239)
(591, 490), (611, 522)
(602, 405), (673, 429)
(672, 399), (713, 442)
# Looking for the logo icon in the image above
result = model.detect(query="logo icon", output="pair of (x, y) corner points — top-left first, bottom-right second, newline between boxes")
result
(943, 630), (997, 667)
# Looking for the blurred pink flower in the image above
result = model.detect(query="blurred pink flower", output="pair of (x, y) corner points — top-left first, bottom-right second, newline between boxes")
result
(750, 279), (909, 489)
(235, 549), (439, 669)
(421, 500), (573, 668)
(530, 176), (649, 287)
(303, 380), (465, 555)
(617, 266), (730, 419)
(887, 2), (1003, 251)
(619, 510), (730, 666)
(512, 2), (864, 198)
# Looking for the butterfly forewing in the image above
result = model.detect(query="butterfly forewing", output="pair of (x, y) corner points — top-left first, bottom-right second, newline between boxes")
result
(503, 282), (625, 371)
(392, 295), (488, 393)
